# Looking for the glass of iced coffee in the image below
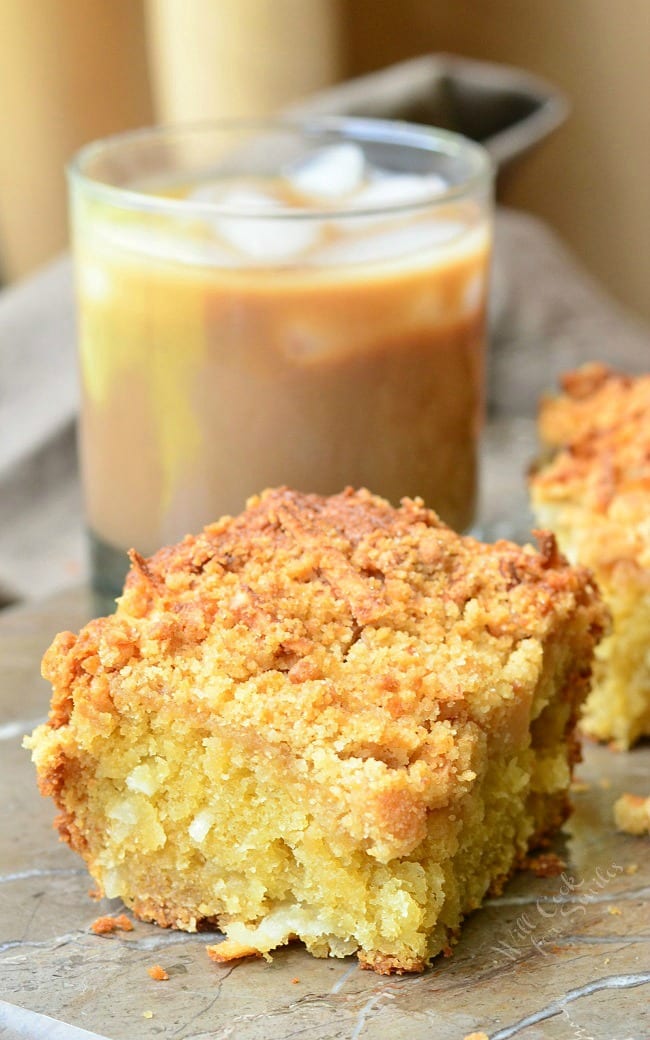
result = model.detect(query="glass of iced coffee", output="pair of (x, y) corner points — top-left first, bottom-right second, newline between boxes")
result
(69, 119), (493, 600)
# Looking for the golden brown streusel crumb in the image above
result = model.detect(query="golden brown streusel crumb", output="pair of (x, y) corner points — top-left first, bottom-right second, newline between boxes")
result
(147, 964), (169, 981)
(90, 914), (133, 935)
(538, 363), (635, 449)
(28, 488), (606, 974)
(535, 365), (650, 512)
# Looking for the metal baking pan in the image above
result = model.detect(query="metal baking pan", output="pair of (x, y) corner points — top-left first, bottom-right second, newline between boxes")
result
(293, 53), (568, 174)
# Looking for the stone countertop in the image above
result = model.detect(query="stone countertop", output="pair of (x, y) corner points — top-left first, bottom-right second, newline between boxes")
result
(1, 586), (649, 1040)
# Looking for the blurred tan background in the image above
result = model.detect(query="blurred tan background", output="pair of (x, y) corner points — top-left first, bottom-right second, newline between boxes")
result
(1, 0), (648, 322)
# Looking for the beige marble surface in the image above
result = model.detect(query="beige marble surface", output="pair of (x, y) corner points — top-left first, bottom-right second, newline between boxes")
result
(1, 585), (649, 1040)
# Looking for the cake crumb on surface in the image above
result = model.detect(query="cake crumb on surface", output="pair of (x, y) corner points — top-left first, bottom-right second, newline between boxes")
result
(90, 913), (133, 935)
(624, 863), (639, 875)
(142, 1010), (153, 1019)
(463, 1032), (489, 1040)
(607, 906), (622, 916)
(614, 793), (650, 836)
(147, 964), (169, 980)
(525, 852), (566, 877)
(206, 940), (262, 964)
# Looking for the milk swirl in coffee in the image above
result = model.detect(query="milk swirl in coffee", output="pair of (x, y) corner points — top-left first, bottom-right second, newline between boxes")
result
(72, 139), (491, 595)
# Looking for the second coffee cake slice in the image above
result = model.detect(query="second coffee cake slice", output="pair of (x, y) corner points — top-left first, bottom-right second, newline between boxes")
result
(532, 363), (650, 747)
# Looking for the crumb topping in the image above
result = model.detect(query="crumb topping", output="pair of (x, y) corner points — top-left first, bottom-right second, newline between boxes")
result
(39, 488), (605, 861)
(28, 487), (609, 973)
(535, 365), (650, 514)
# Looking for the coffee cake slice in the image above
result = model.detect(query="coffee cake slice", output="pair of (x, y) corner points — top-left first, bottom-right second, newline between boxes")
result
(531, 363), (650, 748)
(26, 488), (605, 973)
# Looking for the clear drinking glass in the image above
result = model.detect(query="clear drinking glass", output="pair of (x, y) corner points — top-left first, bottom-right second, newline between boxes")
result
(68, 118), (493, 601)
